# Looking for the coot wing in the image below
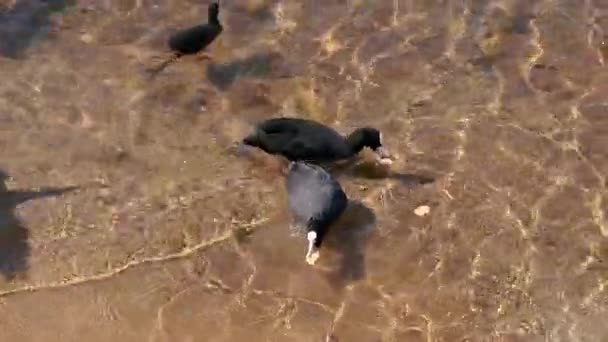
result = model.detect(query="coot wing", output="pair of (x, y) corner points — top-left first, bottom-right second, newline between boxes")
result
(168, 27), (193, 50)
(168, 25), (221, 53)
(256, 118), (303, 134)
(286, 162), (347, 224)
(252, 118), (352, 161)
(290, 120), (351, 160)
(257, 118), (345, 146)
(280, 139), (328, 161)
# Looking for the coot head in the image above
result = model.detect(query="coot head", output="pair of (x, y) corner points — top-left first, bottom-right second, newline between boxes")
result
(208, 1), (220, 23)
(348, 127), (393, 165)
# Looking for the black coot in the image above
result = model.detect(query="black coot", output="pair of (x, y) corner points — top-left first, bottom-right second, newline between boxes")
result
(286, 161), (348, 265)
(149, 1), (223, 76)
(242, 117), (393, 165)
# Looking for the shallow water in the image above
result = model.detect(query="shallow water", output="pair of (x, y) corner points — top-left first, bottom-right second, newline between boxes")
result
(0, 0), (607, 341)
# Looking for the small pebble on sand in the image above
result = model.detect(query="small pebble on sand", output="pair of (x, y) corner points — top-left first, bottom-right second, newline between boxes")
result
(414, 205), (430, 216)
(80, 33), (94, 43)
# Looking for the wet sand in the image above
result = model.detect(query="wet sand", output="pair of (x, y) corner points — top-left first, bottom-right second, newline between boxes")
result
(0, 0), (607, 341)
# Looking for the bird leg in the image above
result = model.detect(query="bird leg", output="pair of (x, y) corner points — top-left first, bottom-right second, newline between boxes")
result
(306, 231), (320, 265)
(146, 52), (182, 78)
(195, 52), (214, 62)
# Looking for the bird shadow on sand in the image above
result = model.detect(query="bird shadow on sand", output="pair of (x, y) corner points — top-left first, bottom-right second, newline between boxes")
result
(230, 146), (436, 189)
(206, 51), (298, 90)
(330, 159), (436, 188)
(0, 0), (74, 59)
(224, 0), (277, 22)
(0, 170), (79, 281)
(320, 200), (377, 289)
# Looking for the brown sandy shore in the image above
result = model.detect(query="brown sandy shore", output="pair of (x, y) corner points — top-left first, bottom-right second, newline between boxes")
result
(0, 0), (607, 341)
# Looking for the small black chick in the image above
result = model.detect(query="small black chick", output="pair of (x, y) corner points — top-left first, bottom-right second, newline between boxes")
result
(242, 117), (394, 165)
(286, 161), (348, 265)
(149, 1), (223, 76)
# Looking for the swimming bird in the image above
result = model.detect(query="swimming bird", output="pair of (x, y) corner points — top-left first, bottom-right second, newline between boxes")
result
(286, 161), (348, 265)
(241, 117), (394, 165)
(149, 1), (223, 76)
